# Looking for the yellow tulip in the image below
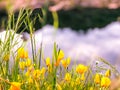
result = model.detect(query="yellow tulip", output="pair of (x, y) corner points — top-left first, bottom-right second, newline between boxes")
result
(76, 64), (87, 74)
(105, 69), (111, 77)
(61, 57), (71, 69)
(17, 47), (28, 59)
(101, 76), (111, 87)
(94, 73), (100, 84)
(9, 82), (21, 90)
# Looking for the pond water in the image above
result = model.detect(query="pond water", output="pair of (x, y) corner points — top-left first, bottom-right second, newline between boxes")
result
(0, 21), (120, 70)
(27, 21), (120, 70)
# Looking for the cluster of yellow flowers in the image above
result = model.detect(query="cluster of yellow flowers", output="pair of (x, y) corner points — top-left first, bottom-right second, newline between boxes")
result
(8, 47), (46, 90)
(94, 69), (111, 88)
(1, 47), (112, 90)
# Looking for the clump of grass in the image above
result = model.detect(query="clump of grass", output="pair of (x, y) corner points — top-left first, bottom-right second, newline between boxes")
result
(0, 8), (119, 90)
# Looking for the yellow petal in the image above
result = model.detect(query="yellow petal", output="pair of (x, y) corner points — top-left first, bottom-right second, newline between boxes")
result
(66, 57), (71, 65)
(57, 50), (64, 61)
(101, 76), (111, 87)
(46, 57), (51, 67)
(105, 69), (111, 77)
(17, 47), (28, 59)
(9, 82), (21, 90)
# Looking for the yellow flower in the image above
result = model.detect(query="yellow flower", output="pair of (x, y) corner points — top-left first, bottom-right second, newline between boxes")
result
(76, 64), (87, 74)
(64, 73), (71, 82)
(46, 57), (51, 67)
(17, 47), (28, 59)
(94, 73), (100, 84)
(55, 50), (64, 67)
(25, 58), (32, 67)
(105, 69), (111, 77)
(32, 69), (41, 79)
(61, 57), (71, 69)
(19, 61), (25, 70)
(57, 50), (64, 61)
(9, 82), (21, 90)
(3, 53), (10, 61)
(101, 76), (111, 87)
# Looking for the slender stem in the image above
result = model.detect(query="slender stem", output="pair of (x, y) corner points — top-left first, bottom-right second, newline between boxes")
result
(39, 42), (42, 69)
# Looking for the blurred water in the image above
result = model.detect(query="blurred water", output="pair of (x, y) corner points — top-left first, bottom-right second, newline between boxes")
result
(27, 21), (120, 70)
(0, 21), (120, 70)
